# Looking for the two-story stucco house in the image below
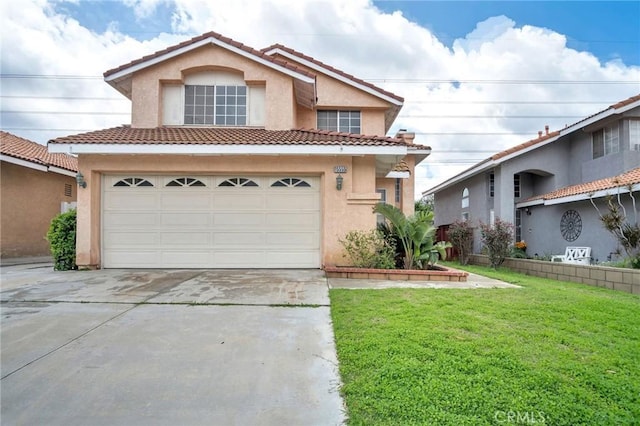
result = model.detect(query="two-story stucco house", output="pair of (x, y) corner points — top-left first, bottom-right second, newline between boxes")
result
(423, 94), (640, 263)
(48, 31), (430, 269)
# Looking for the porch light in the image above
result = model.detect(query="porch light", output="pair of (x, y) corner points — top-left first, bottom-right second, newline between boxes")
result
(336, 174), (343, 191)
(76, 172), (87, 188)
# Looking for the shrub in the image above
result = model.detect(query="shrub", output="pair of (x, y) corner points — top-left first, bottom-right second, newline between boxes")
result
(479, 218), (513, 269)
(46, 209), (77, 271)
(447, 220), (474, 265)
(339, 229), (396, 269)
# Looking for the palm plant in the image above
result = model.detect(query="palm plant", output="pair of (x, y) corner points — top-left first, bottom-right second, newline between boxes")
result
(373, 203), (451, 269)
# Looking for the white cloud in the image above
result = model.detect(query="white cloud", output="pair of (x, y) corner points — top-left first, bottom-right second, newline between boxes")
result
(1, 0), (639, 199)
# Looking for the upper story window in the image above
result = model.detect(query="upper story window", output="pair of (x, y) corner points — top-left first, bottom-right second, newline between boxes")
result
(461, 188), (469, 208)
(630, 120), (640, 151)
(317, 110), (361, 133)
(592, 124), (619, 159)
(514, 174), (521, 198)
(184, 85), (247, 126)
(489, 173), (495, 197)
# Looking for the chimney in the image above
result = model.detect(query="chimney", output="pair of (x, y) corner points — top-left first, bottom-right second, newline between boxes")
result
(545, 125), (549, 135)
(538, 131), (543, 138)
(395, 129), (415, 145)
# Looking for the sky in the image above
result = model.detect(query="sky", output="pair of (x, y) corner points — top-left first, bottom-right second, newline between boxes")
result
(1, 0), (639, 198)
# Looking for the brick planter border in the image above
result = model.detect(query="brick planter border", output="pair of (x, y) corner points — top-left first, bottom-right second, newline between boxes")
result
(324, 265), (468, 282)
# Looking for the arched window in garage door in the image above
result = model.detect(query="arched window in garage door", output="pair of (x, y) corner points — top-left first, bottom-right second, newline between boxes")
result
(271, 178), (311, 188)
(218, 177), (259, 187)
(166, 177), (206, 187)
(113, 178), (154, 187)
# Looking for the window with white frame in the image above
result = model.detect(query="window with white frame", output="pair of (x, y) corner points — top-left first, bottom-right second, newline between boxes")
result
(461, 188), (469, 208)
(514, 174), (521, 198)
(515, 209), (522, 242)
(630, 120), (640, 151)
(395, 179), (401, 203)
(317, 110), (361, 133)
(592, 124), (619, 159)
(184, 85), (247, 126)
(489, 173), (494, 197)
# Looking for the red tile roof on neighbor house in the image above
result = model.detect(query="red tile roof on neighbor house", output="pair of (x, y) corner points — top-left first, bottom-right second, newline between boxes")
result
(103, 31), (316, 81)
(527, 167), (640, 202)
(262, 44), (404, 103)
(1, 131), (77, 172)
(49, 126), (416, 147)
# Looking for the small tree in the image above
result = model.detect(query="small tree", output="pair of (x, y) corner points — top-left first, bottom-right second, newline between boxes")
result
(447, 220), (474, 265)
(479, 218), (513, 269)
(46, 209), (77, 271)
(590, 186), (640, 268)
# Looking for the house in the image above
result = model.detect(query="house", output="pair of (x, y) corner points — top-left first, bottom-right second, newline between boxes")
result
(423, 94), (640, 263)
(1, 131), (78, 259)
(48, 31), (430, 269)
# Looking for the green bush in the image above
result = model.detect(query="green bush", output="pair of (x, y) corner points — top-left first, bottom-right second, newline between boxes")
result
(339, 229), (396, 269)
(479, 218), (513, 269)
(46, 209), (77, 271)
(447, 219), (474, 265)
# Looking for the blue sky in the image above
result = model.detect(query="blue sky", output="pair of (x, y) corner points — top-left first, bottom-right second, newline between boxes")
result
(2, 0), (639, 195)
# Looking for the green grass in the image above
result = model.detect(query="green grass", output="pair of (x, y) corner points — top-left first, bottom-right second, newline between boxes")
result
(330, 263), (640, 425)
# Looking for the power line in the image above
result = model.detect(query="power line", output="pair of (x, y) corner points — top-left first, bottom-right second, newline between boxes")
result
(1, 95), (127, 101)
(399, 115), (584, 119)
(2, 111), (129, 116)
(404, 100), (617, 105)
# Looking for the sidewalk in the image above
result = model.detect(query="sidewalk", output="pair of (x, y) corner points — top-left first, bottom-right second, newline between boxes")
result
(0, 256), (53, 267)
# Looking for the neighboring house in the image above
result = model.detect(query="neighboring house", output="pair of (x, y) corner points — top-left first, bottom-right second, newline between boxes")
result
(48, 31), (430, 269)
(1, 131), (78, 259)
(423, 94), (640, 263)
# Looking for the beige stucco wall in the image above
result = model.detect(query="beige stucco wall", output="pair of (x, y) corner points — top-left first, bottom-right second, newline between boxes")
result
(76, 154), (384, 268)
(0, 162), (76, 258)
(130, 45), (296, 129)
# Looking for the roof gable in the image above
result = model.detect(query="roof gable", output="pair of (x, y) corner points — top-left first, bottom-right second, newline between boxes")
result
(1, 131), (78, 173)
(104, 31), (316, 102)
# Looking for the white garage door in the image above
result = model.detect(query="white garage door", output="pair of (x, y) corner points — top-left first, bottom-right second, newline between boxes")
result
(102, 175), (320, 268)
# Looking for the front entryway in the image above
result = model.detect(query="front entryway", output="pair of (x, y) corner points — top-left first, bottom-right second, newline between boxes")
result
(102, 175), (320, 268)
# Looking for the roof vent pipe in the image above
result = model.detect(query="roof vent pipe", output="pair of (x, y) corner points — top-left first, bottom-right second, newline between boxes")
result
(545, 125), (549, 135)
(538, 131), (543, 138)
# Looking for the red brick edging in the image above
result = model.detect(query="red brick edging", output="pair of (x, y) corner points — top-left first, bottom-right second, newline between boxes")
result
(324, 266), (468, 282)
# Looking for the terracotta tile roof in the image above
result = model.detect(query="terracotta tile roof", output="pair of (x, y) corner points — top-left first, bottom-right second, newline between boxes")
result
(1, 131), (78, 172)
(49, 126), (408, 147)
(104, 31), (316, 80)
(262, 43), (404, 103)
(527, 167), (640, 202)
(492, 130), (561, 160)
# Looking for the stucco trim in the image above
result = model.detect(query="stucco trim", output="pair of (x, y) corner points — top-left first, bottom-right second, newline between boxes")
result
(1, 155), (76, 177)
(263, 47), (404, 106)
(105, 37), (315, 85)
(49, 143), (409, 156)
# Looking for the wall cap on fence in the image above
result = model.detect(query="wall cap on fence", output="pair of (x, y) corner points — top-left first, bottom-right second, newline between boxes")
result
(324, 265), (468, 282)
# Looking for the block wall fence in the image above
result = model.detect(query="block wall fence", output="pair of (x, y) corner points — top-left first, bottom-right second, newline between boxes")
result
(468, 255), (640, 295)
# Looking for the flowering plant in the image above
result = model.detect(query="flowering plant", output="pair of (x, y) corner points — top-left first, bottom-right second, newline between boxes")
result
(515, 240), (527, 250)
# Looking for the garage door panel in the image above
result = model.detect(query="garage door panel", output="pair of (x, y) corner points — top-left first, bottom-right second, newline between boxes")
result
(104, 251), (160, 268)
(265, 212), (318, 227)
(266, 232), (318, 247)
(160, 232), (211, 245)
(104, 232), (159, 246)
(265, 251), (318, 267)
(161, 212), (211, 227)
(265, 194), (319, 210)
(161, 251), (212, 267)
(104, 212), (159, 227)
(161, 193), (212, 210)
(214, 212), (264, 226)
(213, 232), (264, 246)
(214, 251), (265, 267)
(212, 193), (265, 210)
(103, 193), (158, 210)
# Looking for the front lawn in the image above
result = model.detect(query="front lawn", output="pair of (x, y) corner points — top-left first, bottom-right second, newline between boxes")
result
(330, 264), (640, 425)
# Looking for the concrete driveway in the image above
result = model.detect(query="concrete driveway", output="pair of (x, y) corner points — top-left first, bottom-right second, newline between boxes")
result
(1, 263), (345, 425)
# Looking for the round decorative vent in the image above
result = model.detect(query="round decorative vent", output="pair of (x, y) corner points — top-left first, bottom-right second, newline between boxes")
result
(560, 210), (582, 242)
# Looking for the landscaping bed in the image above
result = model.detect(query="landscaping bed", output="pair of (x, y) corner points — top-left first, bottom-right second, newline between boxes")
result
(324, 265), (468, 281)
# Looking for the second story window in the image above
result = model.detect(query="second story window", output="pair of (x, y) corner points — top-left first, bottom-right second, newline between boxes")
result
(461, 188), (469, 208)
(489, 173), (495, 197)
(514, 174), (521, 198)
(317, 110), (361, 133)
(630, 120), (640, 151)
(592, 124), (619, 159)
(184, 85), (247, 126)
